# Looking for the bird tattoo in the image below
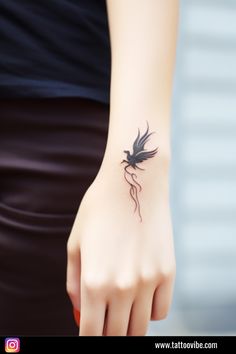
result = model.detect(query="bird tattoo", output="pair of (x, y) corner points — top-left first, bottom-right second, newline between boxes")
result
(121, 122), (158, 222)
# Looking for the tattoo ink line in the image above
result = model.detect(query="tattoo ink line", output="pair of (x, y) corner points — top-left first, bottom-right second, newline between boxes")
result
(121, 122), (158, 222)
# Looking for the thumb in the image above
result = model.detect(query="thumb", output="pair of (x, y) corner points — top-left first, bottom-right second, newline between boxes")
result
(66, 241), (81, 312)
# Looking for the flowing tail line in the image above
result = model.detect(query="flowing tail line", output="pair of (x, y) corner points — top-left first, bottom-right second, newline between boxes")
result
(124, 167), (138, 211)
(132, 179), (142, 222)
(124, 165), (142, 222)
(130, 185), (137, 212)
(124, 165), (142, 192)
(131, 173), (142, 192)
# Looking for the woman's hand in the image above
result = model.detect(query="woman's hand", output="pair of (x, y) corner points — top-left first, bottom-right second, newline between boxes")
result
(67, 0), (178, 336)
(67, 173), (175, 336)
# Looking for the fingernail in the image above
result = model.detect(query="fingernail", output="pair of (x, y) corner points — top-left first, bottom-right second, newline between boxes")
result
(73, 308), (80, 327)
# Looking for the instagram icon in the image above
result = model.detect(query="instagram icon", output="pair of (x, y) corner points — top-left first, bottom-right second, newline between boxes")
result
(5, 338), (20, 353)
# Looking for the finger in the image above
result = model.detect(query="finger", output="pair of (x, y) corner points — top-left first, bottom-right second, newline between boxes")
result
(127, 289), (153, 336)
(104, 296), (133, 336)
(79, 284), (106, 336)
(66, 243), (81, 310)
(151, 277), (174, 320)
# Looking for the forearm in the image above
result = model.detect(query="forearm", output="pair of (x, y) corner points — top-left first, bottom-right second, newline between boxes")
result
(96, 0), (178, 203)
(106, 0), (178, 145)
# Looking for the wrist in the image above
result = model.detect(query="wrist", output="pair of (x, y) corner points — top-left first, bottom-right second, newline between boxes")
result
(99, 145), (170, 178)
(92, 148), (170, 202)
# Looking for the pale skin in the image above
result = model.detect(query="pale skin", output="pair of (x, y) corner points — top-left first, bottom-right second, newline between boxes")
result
(67, 0), (179, 336)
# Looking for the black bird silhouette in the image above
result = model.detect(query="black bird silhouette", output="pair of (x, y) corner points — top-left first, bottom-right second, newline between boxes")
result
(121, 122), (158, 222)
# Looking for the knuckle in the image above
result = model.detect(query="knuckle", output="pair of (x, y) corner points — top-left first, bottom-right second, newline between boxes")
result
(83, 274), (109, 295)
(159, 264), (176, 281)
(114, 278), (137, 294)
(139, 270), (157, 285)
